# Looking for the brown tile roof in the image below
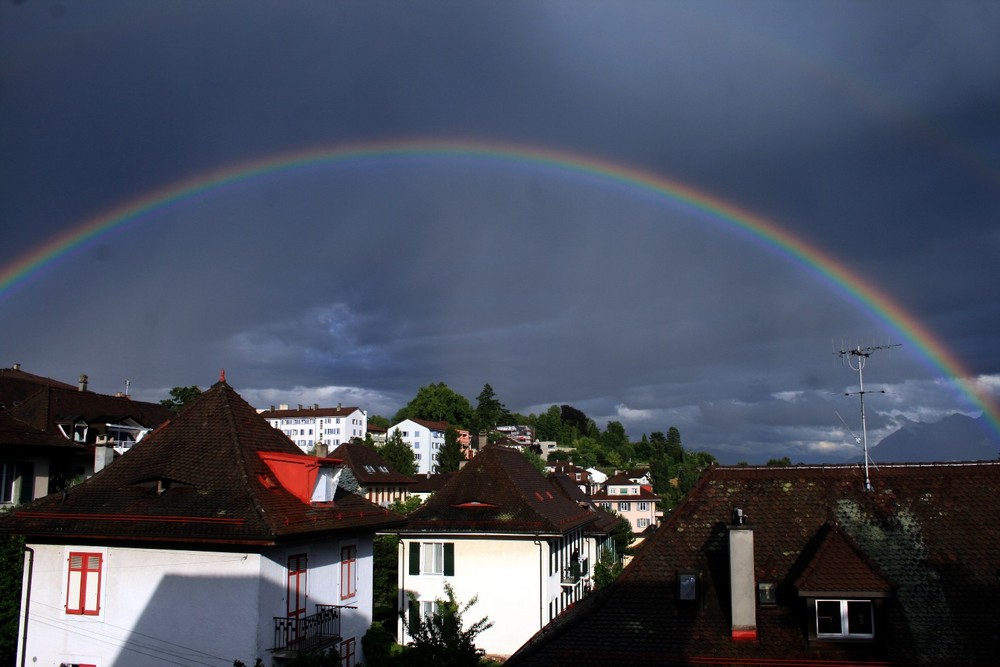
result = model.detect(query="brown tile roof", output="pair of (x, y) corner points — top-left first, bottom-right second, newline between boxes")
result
(0, 412), (81, 449)
(2, 381), (404, 545)
(507, 462), (1000, 666)
(8, 385), (172, 438)
(591, 485), (659, 502)
(259, 405), (363, 419)
(330, 442), (416, 486)
(0, 367), (77, 409)
(404, 445), (597, 535)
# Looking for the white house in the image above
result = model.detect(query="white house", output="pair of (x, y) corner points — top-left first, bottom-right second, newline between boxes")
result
(387, 418), (449, 476)
(260, 404), (368, 452)
(591, 471), (661, 534)
(395, 445), (617, 659)
(6, 379), (404, 667)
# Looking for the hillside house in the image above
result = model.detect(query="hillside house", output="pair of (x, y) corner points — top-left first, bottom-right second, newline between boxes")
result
(591, 471), (660, 534)
(396, 445), (617, 658)
(507, 462), (1000, 666)
(4, 379), (404, 667)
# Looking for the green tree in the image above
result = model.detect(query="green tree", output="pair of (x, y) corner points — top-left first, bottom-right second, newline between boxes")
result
(601, 421), (629, 452)
(373, 535), (400, 614)
(379, 430), (417, 476)
(473, 383), (508, 435)
(406, 583), (493, 667)
(534, 405), (563, 442)
(436, 428), (465, 473)
(369, 414), (391, 429)
(0, 534), (24, 665)
(593, 545), (623, 589)
(160, 385), (202, 413)
(394, 383), (474, 427)
(766, 456), (792, 467)
(520, 447), (546, 473)
(665, 427), (683, 463)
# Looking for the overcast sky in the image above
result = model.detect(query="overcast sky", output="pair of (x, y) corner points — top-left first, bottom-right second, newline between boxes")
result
(2, 1), (998, 464)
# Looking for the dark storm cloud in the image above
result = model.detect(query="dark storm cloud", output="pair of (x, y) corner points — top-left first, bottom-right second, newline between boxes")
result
(1, 1), (998, 463)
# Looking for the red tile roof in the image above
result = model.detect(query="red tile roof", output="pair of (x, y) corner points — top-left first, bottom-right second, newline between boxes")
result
(404, 445), (597, 535)
(507, 462), (1000, 666)
(3, 381), (404, 545)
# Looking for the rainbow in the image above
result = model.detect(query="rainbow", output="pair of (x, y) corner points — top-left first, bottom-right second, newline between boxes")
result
(2, 138), (997, 431)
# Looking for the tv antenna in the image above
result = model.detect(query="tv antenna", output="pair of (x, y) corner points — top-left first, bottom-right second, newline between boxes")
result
(834, 342), (900, 492)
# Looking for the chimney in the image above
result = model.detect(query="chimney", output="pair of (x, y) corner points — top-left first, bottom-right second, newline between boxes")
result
(94, 444), (114, 473)
(12, 363), (20, 371)
(728, 507), (757, 640)
(297, 404), (303, 411)
(315, 443), (329, 458)
(279, 404), (289, 411)
(78, 374), (89, 392)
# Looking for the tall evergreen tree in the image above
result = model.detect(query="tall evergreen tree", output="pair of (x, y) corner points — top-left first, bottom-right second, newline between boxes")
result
(436, 427), (465, 473)
(473, 383), (508, 434)
(378, 430), (416, 476)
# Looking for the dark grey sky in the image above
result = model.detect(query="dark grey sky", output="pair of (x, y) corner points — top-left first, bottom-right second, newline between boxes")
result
(2, 1), (998, 463)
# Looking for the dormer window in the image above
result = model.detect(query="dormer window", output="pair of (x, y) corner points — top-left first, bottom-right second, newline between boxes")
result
(311, 467), (343, 503)
(816, 599), (874, 639)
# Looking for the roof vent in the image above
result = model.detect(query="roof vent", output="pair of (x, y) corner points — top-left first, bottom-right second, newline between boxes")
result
(731, 507), (746, 526)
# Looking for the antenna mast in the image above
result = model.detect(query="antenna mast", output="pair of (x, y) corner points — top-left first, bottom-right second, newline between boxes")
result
(835, 343), (900, 492)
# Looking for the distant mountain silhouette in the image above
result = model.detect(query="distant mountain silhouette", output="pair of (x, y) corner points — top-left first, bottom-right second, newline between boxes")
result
(869, 413), (1000, 463)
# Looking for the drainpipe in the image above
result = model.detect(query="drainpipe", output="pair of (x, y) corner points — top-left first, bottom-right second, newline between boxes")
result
(534, 535), (543, 631)
(19, 545), (33, 667)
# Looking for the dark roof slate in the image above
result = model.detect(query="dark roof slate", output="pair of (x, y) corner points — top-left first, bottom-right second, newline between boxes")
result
(8, 385), (172, 436)
(330, 442), (416, 486)
(404, 445), (597, 535)
(507, 462), (1000, 667)
(3, 381), (404, 545)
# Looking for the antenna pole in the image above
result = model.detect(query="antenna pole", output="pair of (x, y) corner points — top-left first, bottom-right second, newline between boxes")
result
(835, 343), (900, 492)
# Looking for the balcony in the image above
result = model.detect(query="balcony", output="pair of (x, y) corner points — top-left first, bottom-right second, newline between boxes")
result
(272, 604), (350, 657)
(561, 557), (589, 586)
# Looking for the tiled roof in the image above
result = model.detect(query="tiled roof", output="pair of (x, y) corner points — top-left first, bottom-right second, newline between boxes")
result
(408, 418), (451, 431)
(330, 442), (416, 486)
(259, 405), (362, 419)
(547, 473), (618, 537)
(0, 412), (81, 449)
(403, 445), (597, 535)
(591, 485), (659, 502)
(8, 385), (172, 437)
(2, 381), (404, 545)
(507, 462), (1000, 666)
(0, 367), (77, 409)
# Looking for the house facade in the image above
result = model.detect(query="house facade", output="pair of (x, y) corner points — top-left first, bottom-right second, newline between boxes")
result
(387, 418), (449, 476)
(591, 471), (660, 533)
(396, 445), (611, 658)
(507, 461), (1000, 666)
(5, 379), (403, 667)
(260, 404), (367, 452)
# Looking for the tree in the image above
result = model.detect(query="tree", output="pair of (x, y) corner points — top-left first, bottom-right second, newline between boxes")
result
(0, 534), (24, 665)
(665, 427), (683, 463)
(160, 385), (202, 413)
(534, 405), (563, 442)
(473, 383), (508, 435)
(406, 583), (493, 667)
(520, 446), (546, 473)
(394, 383), (474, 427)
(436, 428), (465, 473)
(369, 414), (391, 429)
(766, 456), (792, 467)
(379, 430), (416, 476)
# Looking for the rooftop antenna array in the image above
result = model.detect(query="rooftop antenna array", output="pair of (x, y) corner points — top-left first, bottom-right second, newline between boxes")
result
(834, 342), (900, 492)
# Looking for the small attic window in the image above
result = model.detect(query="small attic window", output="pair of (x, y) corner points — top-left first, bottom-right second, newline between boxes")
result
(677, 571), (700, 602)
(311, 467), (343, 503)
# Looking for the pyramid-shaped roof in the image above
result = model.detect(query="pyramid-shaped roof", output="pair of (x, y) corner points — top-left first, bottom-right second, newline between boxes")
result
(4, 381), (404, 545)
(404, 444), (596, 535)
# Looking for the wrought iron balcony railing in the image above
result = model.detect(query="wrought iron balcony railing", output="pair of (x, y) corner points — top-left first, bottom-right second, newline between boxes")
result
(272, 604), (349, 654)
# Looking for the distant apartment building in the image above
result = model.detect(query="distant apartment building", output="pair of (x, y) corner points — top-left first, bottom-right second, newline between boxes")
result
(387, 418), (449, 475)
(260, 403), (367, 452)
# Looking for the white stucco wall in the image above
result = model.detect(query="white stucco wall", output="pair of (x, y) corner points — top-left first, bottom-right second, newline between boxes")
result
(19, 544), (263, 667)
(399, 535), (583, 658)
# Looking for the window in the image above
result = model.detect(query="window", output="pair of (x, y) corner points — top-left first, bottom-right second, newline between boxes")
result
(816, 599), (874, 638)
(409, 542), (454, 576)
(340, 545), (357, 600)
(618, 502), (631, 511)
(637, 518), (650, 528)
(287, 554), (308, 626)
(66, 552), (102, 615)
(638, 502), (649, 512)
(0, 463), (16, 504)
(339, 637), (356, 667)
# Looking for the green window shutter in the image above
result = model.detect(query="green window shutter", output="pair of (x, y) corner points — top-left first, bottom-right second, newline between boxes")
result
(409, 542), (420, 575)
(408, 599), (419, 636)
(443, 543), (454, 576)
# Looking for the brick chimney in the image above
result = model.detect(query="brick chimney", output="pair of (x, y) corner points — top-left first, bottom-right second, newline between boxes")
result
(728, 507), (757, 640)
(78, 374), (88, 392)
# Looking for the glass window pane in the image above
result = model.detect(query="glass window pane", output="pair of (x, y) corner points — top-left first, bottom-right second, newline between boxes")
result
(816, 600), (842, 635)
(847, 600), (873, 635)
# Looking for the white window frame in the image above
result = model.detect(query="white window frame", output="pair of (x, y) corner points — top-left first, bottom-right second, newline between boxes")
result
(815, 599), (874, 639)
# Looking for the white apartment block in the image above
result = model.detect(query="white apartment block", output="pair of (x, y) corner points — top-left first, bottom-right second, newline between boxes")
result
(387, 418), (449, 475)
(260, 404), (367, 452)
